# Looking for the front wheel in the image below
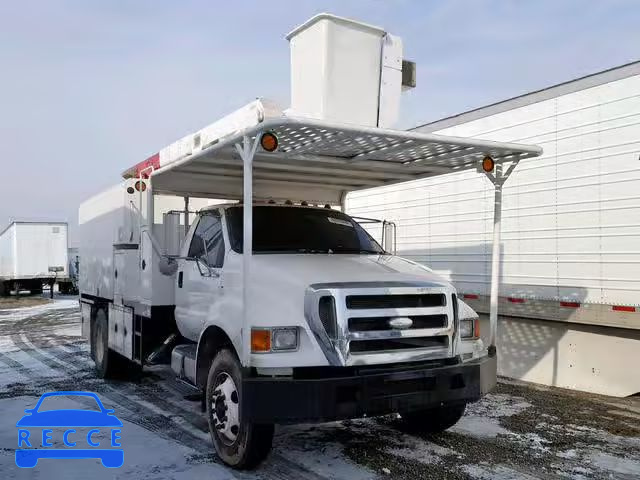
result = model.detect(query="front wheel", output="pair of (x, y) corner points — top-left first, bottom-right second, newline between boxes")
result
(206, 349), (274, 469)
(400, 403), (466, 433)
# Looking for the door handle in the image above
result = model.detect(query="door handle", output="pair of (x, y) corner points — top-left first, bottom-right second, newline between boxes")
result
(178, 271), (183, 288)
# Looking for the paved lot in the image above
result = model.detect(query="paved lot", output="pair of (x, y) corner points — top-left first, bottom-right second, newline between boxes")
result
(0, 298), (639, 479)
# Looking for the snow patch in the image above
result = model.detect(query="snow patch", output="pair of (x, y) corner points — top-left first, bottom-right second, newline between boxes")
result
(587, 452), (640, 476)
(465, 393), (532, 418)
(504, 432), (551, 454)
(452, 415), (511, 439)
(463, 463), (540, 479)
(0, 298), (78, 321)
(385, 434), (456, 465)
(556, 449), (578, 459)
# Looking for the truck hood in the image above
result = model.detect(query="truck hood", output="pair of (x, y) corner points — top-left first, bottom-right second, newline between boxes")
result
(218, 253), (457, 365)
(246, 253), (451, 289)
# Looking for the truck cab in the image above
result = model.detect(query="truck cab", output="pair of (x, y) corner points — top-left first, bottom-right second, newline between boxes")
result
(169, 203), (493, 467)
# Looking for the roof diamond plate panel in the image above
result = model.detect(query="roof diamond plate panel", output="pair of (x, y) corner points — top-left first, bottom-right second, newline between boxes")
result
(150, 117), (542, 204)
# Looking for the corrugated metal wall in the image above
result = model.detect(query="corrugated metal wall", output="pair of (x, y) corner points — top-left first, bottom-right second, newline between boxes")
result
(347, 74), (640, 311)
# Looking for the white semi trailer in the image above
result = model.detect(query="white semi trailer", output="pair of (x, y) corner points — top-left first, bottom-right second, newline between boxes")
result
(0, 221), (72, 295)
(78, 14), (541, 468)
(348, 61), (640, 396)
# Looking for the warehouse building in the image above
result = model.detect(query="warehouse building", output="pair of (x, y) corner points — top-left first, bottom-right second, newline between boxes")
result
(347, 61), (640, 396)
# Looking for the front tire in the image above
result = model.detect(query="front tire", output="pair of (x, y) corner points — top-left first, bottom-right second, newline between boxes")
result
(206, 349), (273, 469)
(400, 403), (466, 433)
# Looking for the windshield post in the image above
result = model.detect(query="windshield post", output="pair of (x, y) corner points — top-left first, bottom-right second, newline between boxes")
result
(235, 134), (259, 368)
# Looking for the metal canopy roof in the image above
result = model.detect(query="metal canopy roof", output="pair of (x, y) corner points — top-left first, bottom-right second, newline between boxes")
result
(150, 117), (542, 204)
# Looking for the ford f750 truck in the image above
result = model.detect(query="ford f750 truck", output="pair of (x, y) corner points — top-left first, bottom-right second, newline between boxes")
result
(78, 14), (541, 468)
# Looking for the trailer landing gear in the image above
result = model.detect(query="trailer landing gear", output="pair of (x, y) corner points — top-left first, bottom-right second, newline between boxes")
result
(206, 349), (273, 469)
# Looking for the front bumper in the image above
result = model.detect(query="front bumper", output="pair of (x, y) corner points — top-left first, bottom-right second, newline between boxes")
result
(242, 353), (497, 424)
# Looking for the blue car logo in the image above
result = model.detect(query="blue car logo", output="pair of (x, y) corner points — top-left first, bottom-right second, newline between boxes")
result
(16, 391), (123, 468)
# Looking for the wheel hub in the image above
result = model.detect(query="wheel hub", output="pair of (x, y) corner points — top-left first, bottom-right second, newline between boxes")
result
(211, 372), (240, 445)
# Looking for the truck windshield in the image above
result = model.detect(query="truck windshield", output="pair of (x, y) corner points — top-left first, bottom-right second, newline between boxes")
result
(225, 206), (385, 254)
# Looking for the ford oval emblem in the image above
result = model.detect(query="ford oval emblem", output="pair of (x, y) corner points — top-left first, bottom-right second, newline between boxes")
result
(388, 317), (413, 330)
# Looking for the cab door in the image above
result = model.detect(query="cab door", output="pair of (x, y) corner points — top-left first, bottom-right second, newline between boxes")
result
(174, 212), (226, 341)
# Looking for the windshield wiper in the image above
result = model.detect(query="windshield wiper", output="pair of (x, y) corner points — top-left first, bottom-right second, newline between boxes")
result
(330, 248), (384, 255)
(297, 248), (332, 254)
(253, 248), (332, 254)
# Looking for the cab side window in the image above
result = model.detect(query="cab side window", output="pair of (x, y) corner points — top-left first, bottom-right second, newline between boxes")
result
(188, 214), (225, 268)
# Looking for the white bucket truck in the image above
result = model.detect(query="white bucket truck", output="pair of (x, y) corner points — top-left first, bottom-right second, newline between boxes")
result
(78, 14), (541, 468)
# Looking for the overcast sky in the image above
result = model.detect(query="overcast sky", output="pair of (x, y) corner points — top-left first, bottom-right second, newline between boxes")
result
(1, 0), (639, 244)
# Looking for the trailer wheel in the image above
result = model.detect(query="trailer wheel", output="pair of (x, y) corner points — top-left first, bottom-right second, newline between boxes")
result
(400, 403), (466, 433)
(92, 308), (118, 379)
(206, 349), (273, 469)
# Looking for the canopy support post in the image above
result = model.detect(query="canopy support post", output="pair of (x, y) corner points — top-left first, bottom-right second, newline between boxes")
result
(183, 196), (190, 237)
(235, 135), (260, 368)
(484, 160), (518, 355)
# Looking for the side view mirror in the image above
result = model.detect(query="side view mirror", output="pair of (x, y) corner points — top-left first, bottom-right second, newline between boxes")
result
(382, 220), (397, 255)
(159, 257), (179, 276)
(163, 211), (183, 257)
(158, 255), (219, 278)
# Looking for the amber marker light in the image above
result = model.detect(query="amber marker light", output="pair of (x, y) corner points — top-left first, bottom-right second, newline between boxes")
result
(260, 132), (278, 152)
(251, 329), (271, 352)
(482, 155), (495, 172)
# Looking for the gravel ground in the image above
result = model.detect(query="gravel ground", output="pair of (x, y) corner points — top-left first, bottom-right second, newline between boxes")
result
(0, 298), (638, 479)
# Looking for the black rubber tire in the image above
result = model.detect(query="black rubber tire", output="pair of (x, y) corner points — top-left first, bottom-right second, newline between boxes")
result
(206, 349), (274, 469)
(92, 308), (119, 379)
(400, 403), (467, 433)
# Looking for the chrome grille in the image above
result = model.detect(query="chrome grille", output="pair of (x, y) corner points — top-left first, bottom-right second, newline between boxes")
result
(318, 296), (338, 339)
(348, 314), (447, 332)
(349, 336), (449, 354)
(305, 282), (456, 366)
(345, 293), (445, 309)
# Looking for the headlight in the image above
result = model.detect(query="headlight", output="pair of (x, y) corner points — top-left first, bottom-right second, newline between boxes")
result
(251, 327), (299, 352)
(456, 297), (480, 340)
(460, 318), (479, 339)
(272, 327), (298, 351)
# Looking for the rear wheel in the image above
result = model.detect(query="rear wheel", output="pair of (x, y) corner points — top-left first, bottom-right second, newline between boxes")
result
(400, 403), (466, 433)
(206, 349), (273, 469)
(92, 308), (119, 379)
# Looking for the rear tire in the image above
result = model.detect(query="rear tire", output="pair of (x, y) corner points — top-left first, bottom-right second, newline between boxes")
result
(206, 349), (273, 469)
(92, 308), (119, 379)
(400, 403), (466, 433)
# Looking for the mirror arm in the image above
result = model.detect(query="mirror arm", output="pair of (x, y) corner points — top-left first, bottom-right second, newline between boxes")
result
(158, 254), (220, 278)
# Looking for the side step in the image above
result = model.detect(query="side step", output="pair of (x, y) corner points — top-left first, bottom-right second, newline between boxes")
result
(171, 344), (197, 386)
